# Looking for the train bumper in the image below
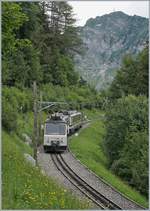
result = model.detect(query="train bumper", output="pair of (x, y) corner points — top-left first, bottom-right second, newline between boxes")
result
(43, 145), (67, 152)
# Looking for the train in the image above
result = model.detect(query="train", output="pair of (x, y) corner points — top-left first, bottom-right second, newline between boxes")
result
(43, 110), (84, 152)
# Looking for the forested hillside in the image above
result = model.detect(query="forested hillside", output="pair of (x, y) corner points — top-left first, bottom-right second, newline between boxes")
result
(2, 1), (102, 133)
(2, 2), (80, 87)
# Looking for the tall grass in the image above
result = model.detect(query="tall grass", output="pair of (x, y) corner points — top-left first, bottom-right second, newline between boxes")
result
(2, 131), (92, 209)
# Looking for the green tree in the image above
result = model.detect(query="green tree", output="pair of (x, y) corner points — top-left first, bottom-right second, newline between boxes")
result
(104, 95), (148, 196)
(2, 2), (82, 87)
(2, 2), (29, 85)
(2, 87), (32, 132)
(105, 95), (148, 163)
(114, 131), (148, 196)
(2, 2), (28, 55)
(135, 45), (148, 96)
(38, 1), (81, 86)
(109, 45), (148, 100)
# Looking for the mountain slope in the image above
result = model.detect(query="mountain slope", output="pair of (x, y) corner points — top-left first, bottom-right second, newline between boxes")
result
(74, 11), (148, 90)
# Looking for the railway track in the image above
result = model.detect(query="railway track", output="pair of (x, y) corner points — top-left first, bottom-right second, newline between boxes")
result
(51, 153), (122, 210)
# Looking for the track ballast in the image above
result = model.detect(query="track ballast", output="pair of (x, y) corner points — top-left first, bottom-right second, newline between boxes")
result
(51, 153), (122, 210)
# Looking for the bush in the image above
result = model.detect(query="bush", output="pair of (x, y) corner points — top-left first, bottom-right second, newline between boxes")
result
(41, 83), (103, 110)
(2, 99), (18, 132)
(2, 87), (32, 132)
(111, 130), (148, 195)
(104, 95), (148, 196)
(108, 45), (148, 101)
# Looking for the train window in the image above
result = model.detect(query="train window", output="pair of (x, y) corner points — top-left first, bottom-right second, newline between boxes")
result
(45, 123), (66, 135)
(72, 114), (82, 124)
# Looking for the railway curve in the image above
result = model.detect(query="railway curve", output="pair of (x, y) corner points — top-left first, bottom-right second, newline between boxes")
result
(37, 146), (146, 210)
(51, 153), (122, 209)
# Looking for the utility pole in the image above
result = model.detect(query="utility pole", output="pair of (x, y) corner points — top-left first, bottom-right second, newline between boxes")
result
(33, 81), (38, 165)
(38, 92), (43, 145)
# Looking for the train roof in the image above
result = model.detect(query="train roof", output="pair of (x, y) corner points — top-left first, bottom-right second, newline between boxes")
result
(45, 116), (66, 123)
(45, 110), (82, 123)
(63, 110), (81, 115)
(45, 120), (66, 124)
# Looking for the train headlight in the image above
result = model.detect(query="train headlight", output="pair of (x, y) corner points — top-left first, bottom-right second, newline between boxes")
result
(45, 137), (49, 144)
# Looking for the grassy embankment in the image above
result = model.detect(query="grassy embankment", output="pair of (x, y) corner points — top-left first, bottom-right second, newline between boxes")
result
(2, 113), (91, 209)
(69, 109), (148, 208)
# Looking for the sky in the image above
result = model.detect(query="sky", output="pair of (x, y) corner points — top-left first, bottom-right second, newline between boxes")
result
(69, 1), (149, 26)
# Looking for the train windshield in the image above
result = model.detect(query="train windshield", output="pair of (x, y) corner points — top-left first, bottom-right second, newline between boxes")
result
(45, 123), (66, 135)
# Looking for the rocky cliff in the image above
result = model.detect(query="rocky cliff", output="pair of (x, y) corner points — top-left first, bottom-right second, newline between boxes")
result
(74, 11), (148, 90)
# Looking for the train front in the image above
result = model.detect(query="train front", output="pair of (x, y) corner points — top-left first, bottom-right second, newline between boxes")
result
(43, 120), (67, 152)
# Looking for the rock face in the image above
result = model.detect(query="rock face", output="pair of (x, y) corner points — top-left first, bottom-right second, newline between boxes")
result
(74, 11), (148, 90)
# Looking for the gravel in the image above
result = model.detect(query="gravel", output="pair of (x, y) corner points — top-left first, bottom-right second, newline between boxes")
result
(37, 144), (145, 210)
(37, 146), (96, 209)
(61, 149), (145, 210)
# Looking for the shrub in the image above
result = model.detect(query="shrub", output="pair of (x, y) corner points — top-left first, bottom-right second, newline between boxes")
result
(2, 98), (18, 132)
(111, 130), (148, 196)
(104, 95), (148, 196)
(2, 87), (32, 132)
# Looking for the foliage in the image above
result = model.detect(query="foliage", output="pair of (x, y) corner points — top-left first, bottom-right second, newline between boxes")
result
(69, 110), (148, 208)
(2, 98), (18, 132)
(2, 2), (32, 86)
(104, 95), (148, 196)
(39, 2), (82, 86)
(3, 45), (42, 87)
(40, 83), (102, 111)
(44, 50), (78, 86)
(2, 2), (29, 55)
(2, 2), (82, 88)
(2, 84), (102, 134)
(113, 131), (148, 195)
(2, 87), (32, 132)
(108, 45), (148, 100)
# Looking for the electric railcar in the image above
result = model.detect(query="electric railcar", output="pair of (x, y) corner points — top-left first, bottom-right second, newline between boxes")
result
(43, 117), (68, 152)
(43, 110), (83, 152)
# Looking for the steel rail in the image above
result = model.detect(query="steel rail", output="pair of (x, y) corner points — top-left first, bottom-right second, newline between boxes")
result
(51, 153), (122, 210)
(58, 154), (122, 210)
(51, 153), (106, 209)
